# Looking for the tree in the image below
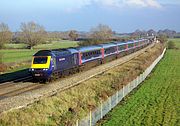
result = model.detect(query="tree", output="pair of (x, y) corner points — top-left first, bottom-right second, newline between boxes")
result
(69, 30), (78, 41)
(158, 34), (168, 44)
(20, 21), (46, 49)
(90, 24), (113, 41)
(157, 29), (176, 38)
(0, 22), (12, 49)
(147, 29), (157, 36)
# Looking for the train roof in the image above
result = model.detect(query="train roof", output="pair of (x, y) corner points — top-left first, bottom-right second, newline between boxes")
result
(126, 40), (135, 44)
(51, 48), (78, 56)
(134, 40), (139, 42)
(34, 48), (79, 57)
(33, 50), (52, 56)
(98, 42), (117, 48)
(113, 41), (126, 46)
(77, 45), (102, 52)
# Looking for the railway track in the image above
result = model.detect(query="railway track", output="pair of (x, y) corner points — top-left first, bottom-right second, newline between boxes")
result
(0, 84), (43, 100)
(0, 43), (157, 114)
(0, 75), (37, 100)
(0, 76), (33, 88)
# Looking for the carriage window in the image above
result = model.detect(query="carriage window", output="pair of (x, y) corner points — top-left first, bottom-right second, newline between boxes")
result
(119, 45), (126, 51)
(128, 43), (134, 48)
(136, 42), (139, 46)
(105, 47), (115, 54)
(82, 50), (101, 59)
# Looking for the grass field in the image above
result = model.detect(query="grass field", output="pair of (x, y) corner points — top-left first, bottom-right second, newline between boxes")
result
(98, 40), (180, 126)
(168, 38), (180, 47)
(0, 40), (78, 63)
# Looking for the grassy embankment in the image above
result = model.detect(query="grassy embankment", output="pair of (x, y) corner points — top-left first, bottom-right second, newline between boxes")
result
(0, 43), (164, 126)
(98, 39), (180, 126)
(0, 40), (78, 72)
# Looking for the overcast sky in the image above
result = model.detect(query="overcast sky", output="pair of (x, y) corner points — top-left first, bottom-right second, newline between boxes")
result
(0, 0), (180, 32)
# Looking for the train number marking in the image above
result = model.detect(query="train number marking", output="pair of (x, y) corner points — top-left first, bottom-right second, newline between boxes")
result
(59, 58), (65, 61)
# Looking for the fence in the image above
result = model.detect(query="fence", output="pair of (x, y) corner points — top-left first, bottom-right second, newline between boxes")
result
(76, 48), (166, 126)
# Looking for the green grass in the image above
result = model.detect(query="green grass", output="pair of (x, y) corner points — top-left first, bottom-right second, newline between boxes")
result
(34, 40), (78, 49)
(99, 42), (180, 126)
(5, 43), (27, 49)
(168, 38), (180, 47)
(0, 40), (78, 63)
(0, 49), (37, 63)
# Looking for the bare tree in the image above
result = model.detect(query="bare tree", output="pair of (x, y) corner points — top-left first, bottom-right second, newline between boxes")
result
(90, 24), (113, 41)
(20, 21), (46, 49)
(69, 30), (78, 41)
(158, 34), (168, 44)
(0, 22), (12, 49)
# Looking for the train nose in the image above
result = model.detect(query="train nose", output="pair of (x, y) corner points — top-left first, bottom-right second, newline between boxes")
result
(31, 69), (51, 78)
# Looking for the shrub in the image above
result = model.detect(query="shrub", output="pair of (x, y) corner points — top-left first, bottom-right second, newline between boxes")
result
(0, 54), (7, 73)
(168, 41), (176, 49)
(0, 63), (7, 72)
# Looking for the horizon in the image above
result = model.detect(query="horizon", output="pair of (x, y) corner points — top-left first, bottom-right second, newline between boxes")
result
(0, 0), (180, 32)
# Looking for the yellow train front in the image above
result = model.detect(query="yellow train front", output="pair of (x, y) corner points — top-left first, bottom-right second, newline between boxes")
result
(30, 50), (54, 80)
(29, 49), (80, 81)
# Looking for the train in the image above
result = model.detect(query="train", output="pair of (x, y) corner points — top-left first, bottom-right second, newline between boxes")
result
(29, 37), (154, 81)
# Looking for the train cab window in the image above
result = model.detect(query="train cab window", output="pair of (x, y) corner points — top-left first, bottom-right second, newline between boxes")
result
(33, 57), (47, 64)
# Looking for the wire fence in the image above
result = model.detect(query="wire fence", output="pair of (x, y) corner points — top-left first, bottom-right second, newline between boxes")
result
(76, 48), (166, 126)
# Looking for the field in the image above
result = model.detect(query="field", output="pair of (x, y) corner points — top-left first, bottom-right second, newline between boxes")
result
(168, 38), (180, 47)
(0, 49), (37, 63)
(98, 40), (180, 126)
(0, 40), (78, 63)
(0, 40), (78, 72)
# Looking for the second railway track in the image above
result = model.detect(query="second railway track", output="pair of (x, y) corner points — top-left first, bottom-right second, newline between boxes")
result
(0, 76), (33, 89)
(0, 84), (43, 100)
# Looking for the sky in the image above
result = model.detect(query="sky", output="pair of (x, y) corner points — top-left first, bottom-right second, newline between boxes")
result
(0, 0), (180, 32)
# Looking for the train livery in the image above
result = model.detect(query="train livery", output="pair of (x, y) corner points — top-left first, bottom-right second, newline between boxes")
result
(30, 37), (154, 81)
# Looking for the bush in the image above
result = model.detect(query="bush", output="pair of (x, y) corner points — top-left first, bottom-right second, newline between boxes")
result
(158, 35), (168, 44)
(0, 63), (7, 73)
(78, 39), (105, 46)
(168, 41), (176, 49)
(0, 54), (7, 73)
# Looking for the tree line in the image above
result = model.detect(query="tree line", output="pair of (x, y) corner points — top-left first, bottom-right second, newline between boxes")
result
(0, 22), (115, 49)
(1, 21), (177, 50)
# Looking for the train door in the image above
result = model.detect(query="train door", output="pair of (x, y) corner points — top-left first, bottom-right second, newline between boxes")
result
(52, 57), (56, 70)
(73, 54), (78, 65)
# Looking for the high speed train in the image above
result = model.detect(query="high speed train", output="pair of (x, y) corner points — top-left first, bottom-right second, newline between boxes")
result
(29, 37), (154, 81)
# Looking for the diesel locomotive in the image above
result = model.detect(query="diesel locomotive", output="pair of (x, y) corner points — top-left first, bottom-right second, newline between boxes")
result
(30, 37), (154, 81)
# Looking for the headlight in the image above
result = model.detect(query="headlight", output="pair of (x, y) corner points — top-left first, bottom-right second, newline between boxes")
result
(31, 69), (34, 71)
(43, 69), (48, 71)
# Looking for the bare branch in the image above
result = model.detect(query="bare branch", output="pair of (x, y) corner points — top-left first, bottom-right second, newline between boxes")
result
(20, 21), (47, 49)
(0, 22), (12, 49)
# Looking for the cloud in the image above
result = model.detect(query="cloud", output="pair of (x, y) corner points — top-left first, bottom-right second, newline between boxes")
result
(3, 0), (161, 13)
(102, 0), (162, 9)
(94, 0), (122, 8)
(61, 0), (163, 11)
